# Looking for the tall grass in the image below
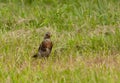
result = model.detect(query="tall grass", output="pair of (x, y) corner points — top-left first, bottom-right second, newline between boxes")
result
(0, 0), (120, 83)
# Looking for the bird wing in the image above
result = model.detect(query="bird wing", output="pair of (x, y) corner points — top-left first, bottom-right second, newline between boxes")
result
(38, 39), (53, 52)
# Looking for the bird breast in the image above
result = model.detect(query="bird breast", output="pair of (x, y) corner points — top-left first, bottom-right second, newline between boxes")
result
(42, 39), (52, 49)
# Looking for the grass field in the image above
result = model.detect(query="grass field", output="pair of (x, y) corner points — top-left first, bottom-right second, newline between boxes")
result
(0, 0), (120, 83)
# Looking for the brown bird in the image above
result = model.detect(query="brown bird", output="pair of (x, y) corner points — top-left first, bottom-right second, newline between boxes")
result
(33, 32), (53, 58)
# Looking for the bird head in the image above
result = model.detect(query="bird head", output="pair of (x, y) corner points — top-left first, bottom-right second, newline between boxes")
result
(44, 32), (51, 39)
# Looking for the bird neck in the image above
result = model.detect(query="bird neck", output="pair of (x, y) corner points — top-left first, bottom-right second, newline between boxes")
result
(44, 37), (50, 39)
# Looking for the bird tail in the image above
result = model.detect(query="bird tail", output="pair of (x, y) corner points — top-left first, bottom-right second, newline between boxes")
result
(32, 54), (38, 58)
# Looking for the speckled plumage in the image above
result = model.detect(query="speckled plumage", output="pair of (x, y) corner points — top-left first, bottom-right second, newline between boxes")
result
(33, 32), (53, 58)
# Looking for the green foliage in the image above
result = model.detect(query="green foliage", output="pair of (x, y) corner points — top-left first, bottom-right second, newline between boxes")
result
(0, 0), (120, 83)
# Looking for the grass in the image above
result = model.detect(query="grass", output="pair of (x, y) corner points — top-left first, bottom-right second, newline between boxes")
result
(0, 0), (120, 83)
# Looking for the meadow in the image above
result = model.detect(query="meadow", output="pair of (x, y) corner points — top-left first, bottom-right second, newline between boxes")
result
(0, 0), (120, 83)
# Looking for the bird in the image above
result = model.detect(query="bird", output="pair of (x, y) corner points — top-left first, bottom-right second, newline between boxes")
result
(33, 32), (53, 58)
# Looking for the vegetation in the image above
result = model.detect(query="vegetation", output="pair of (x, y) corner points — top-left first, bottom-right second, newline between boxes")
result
(0, 0), (120, 83)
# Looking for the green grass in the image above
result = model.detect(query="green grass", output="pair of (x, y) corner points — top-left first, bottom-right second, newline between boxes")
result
(0, 0), (120, 83)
